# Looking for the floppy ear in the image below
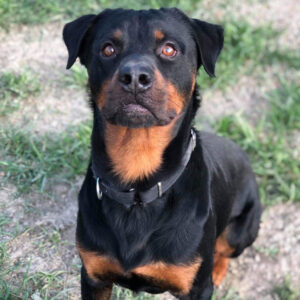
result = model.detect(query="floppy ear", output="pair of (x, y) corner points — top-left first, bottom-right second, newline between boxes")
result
(63, 14), (97, 69)
(191, 19), (224, 77)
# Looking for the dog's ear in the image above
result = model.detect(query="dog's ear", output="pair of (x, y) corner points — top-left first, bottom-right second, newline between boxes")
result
(63, 14), (97, 69)
(191, 19), (224, 77)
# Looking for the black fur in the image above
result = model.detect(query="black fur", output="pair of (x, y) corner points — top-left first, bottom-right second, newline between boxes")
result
(63, 7), (262, 300)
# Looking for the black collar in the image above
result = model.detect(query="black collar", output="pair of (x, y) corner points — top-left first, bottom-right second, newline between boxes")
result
(92, 129), (197, 209)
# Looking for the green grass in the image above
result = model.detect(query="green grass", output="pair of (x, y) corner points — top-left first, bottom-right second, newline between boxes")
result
(267, 80), (300, 131)
(112, 286), (158, 300)
(198, 21), (300, 90)
(0, 0), (199, 29)
(0, 265), (70, 300)
(212, 289), (242, 300)
(64, 64), (88, 90)
(0, 122), (91, 194)
(0, 71), (40, 117)
(213, 80), (300, 205)
(272, 278), (300, 300)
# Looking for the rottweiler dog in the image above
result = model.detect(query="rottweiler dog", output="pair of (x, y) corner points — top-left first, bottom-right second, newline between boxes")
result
(63, 7), (262, 300)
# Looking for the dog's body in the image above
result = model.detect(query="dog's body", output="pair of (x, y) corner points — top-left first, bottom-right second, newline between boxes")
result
(63, 8), (262, 299)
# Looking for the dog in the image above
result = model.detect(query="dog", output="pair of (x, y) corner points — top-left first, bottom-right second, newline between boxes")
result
(63, 7), (262, 300)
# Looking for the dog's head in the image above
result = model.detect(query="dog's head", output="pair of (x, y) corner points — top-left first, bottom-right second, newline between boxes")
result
(63, 8), (223, 128)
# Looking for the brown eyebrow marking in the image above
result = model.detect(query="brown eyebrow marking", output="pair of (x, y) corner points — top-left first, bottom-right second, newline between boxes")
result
(154, 30), (164, 40)
(113, 29), (122, 39)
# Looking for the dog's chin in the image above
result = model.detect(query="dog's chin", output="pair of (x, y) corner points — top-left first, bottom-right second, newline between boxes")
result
(103, 104), (177, 128)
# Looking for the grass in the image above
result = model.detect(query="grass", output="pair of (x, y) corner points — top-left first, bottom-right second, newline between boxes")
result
(0, 70), (40, 117)
(112, 287), (158, 300)
(64, 64), (88, 90)
(272, 278), (300, 300)
(0, 266), (71, 300)
(212, 289), (242, 300)
(0, 0), (199, 29)
(0, 122), (91, 194)
(267, 80), (300, 131)
(198, 20), (300, 90)
(213, 79), (300, 205)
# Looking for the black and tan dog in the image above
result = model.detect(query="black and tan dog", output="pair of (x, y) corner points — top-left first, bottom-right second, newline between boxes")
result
(63, 8), (262, 300)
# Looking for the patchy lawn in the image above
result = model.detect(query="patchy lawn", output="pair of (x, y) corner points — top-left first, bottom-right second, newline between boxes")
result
(0, 0), (299, 299)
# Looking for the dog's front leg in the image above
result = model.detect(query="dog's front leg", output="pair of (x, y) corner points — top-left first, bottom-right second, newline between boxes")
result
(81, 267), (113, 300)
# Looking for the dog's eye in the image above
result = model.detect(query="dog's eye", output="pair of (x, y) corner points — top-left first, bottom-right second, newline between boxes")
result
(102, 44), (115, 57)
(161, 44), (177, 57)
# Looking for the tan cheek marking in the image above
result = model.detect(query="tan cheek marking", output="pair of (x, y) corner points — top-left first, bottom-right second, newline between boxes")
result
(166, 81), (185, 114)
(105, 122), (175, 183)
(97, 80), (110, 109)
(190, 74), (196, 98)
(154, 30), (164, 40)
(113, 29), (122, 39)
(134, 258), (202, 295)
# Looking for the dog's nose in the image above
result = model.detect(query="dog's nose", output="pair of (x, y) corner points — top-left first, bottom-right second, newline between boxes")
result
(118, 62), (153, 93)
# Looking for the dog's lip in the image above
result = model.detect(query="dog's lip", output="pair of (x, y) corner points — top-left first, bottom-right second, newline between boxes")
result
(122, 103), (150, 114)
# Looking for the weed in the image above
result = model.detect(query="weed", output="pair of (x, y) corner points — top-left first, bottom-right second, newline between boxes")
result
(212, 288), (242, 300)
(254, 245), (279, 259)
(214, 114), (299, 204)
(112, 286), (158, 300)
(64, 64), (88, 90)
(0, 70), (40, 117)
(267, 80), (300, 131)
(272, 277), (300, 300)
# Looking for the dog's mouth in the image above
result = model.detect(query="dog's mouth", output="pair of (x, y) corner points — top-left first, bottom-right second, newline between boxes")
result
(102, 97), (177, 128)
(122, 103), (151, 115)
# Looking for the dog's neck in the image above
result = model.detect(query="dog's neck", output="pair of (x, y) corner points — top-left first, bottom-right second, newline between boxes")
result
(91, 88), (200, 189)
(104, 121), (177, 183)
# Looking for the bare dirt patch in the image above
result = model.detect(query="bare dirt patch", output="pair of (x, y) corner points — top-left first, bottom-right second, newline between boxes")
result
(0, 22), (91, 134)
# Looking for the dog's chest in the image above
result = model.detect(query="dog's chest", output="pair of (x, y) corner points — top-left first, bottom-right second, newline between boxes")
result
(78, 247), (201, 294)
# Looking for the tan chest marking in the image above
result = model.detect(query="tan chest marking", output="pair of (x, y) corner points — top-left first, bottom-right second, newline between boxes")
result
(104, 122), (175, 183)
(78, 247), (202, 295)
(134, 259), (202, 294)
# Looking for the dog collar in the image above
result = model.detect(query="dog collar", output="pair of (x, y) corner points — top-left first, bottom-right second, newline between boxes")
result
(93, 129), (197, 209)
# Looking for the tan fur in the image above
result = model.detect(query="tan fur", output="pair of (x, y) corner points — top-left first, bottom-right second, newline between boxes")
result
(78, 246), (201, 295)
(134, 258), (202, 294)
(97, 80), (110, 109)
(212, 254), (229, 286)
(166, 80), (185, 114)
(113, 29), (122, 39)
(105, 122), (175, 183)
(154, 29), (164, 40)
(212, 229), (234, 286)
(78, 246), (123, 281)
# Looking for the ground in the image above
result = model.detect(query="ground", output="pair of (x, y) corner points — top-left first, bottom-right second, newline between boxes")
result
(0, 0), (299, 299)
